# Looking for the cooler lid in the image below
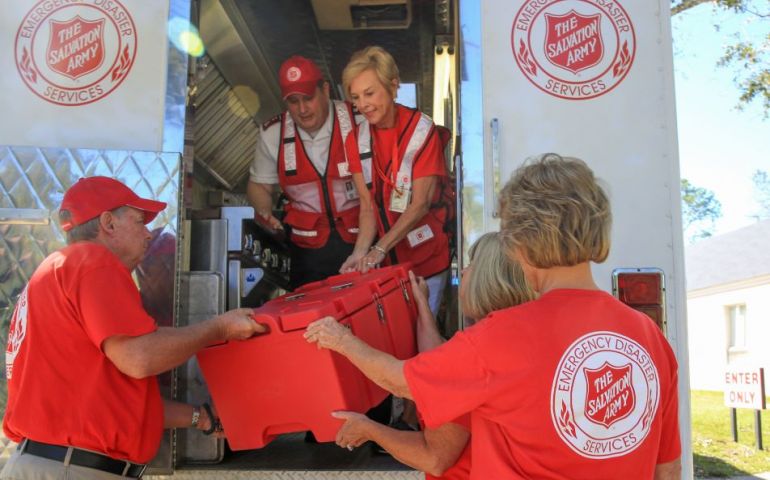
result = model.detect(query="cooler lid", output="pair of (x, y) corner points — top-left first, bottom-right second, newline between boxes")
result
(260, 264), (411, 332)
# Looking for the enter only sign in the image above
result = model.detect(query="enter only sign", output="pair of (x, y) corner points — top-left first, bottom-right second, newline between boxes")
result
(724, 367), (766, 410)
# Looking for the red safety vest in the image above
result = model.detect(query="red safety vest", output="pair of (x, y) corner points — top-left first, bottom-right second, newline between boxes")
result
(278, 100), (360, 249)
(356, 106), (451, 278)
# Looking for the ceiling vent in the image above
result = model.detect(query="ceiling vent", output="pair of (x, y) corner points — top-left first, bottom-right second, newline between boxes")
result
(311, 0), (411, 30)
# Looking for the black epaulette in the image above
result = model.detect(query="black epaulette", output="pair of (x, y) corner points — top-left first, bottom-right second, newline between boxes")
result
(261, 114), (281, 131)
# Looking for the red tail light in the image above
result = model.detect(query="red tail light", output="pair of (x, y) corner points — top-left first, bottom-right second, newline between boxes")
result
(612, 269), (666, 333)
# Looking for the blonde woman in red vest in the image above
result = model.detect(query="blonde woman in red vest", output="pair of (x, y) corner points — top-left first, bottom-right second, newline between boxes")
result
(339, 46), (452, 315)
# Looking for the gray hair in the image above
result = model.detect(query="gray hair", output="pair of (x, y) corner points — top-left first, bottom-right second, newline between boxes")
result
(60, 206), (129, 245)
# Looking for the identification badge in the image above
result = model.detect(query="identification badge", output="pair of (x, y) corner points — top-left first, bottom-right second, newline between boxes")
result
(344, 181), (359, 200)
(337, 162), (351, 177)
(407, 224), (434, 247)
(389, 175), (411, 213)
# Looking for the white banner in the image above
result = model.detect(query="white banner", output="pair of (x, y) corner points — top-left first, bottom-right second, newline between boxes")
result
(480, 0), (680, 292)
(0, 0), (170, 151)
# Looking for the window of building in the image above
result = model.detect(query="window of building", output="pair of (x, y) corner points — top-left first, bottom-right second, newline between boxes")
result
(726, 304), (747, 350)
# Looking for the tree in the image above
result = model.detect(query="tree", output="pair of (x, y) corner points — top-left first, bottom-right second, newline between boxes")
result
(671, 0), (770, 116)
(681, 178), (723, 242)
(751, 169), (770, 218)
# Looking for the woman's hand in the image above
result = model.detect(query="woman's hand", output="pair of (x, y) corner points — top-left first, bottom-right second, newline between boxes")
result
(332, 411), (374, 451)
(304, 316), (354, 353)
(359, 246), (387, 273)
(409, 270), (431, 311)
(340, 250), (366, 273)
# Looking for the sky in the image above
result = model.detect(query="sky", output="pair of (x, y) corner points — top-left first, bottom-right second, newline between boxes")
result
(671, 2), (770, 236)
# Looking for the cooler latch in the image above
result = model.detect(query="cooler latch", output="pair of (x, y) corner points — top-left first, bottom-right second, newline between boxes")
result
(399, 279), (411, 304)
(373, 292), (386, 323)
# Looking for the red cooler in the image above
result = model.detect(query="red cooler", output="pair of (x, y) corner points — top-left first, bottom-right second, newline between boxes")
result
(196, 264), (417, 450)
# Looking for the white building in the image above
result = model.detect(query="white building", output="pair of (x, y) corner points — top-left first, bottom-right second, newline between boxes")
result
(686, 219), (770, 391)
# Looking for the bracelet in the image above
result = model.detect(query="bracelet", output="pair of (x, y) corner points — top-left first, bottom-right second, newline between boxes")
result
(191, 406), (201, 428)
(201, 402), (218, 436)
(370, 245), (387, 256)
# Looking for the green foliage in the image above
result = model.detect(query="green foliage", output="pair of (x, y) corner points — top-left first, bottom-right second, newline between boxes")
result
(752, 169), (770, 218)
(719, 38), (770, 117)
(672, 0), (770, 117)
(681, 178), (722, 243)
(691, 390), (770, 477)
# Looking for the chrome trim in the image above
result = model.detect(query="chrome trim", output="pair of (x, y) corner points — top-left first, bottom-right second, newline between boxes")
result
(0, 208), (50, 225)
(163, 0), (193, 154)
(458, 0), (485, 258)
(490, 118), (500, 218)
(228, 259), (242, 310)
(459, 0), (485, 250)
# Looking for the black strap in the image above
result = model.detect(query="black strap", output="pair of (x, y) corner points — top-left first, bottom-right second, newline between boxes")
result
(201, 402), (221, 436)
(21, 439), (146, 478)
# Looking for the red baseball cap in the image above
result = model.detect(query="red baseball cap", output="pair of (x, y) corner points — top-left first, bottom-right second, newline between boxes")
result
(278, 56), (323, 99)
(59, 176), (167, 231)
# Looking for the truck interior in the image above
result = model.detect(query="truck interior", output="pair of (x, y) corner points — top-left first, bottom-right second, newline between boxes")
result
(173, 0), (460, 472)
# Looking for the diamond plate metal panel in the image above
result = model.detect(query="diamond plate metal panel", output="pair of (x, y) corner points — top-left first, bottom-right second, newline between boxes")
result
(0, 146), (181, 460)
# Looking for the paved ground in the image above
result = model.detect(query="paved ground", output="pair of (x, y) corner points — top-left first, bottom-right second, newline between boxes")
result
(702, 474), (770, 480)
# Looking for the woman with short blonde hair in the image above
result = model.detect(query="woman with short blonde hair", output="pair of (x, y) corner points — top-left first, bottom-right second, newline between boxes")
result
(339, 45), (452, 317)
(461, 232), (533, 323)
(498, 153), (611, 269)
(341, 46), (400, 100)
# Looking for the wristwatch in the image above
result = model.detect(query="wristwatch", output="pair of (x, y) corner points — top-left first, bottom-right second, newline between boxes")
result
(191, 406), (201, 428)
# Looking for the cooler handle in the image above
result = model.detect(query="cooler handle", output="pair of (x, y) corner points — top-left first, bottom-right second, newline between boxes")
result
(331, 281), (354, 291)
(249, 311), (280, 334)
(284, 293), (306, 301)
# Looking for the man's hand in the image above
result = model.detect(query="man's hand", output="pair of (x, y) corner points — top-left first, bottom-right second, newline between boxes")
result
(216, 308), (267, 341)
(255, 212), (283, 232)
(332, 411), (374, 451)
(196, 403), (226, 439)
(304, 316), (353, 353)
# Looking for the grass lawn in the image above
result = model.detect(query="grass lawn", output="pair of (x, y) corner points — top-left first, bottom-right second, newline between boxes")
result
(692, 390), (770, 478)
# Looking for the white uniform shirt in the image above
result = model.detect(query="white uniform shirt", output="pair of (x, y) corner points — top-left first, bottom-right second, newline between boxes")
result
(249, 102), (335, 184)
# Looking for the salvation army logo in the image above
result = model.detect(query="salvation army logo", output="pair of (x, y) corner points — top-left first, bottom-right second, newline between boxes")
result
(286, 66), (302, 82)
(544, 11), (602, 74)
(551, 332), (659, 459)
(583, 362), (635, 427)
(14, 0), (137, 106)
(512, 0), (636, 100)
(6, 287), (29, 380)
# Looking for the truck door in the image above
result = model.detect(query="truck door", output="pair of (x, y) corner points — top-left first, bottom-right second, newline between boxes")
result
(460, 0), (692, 476)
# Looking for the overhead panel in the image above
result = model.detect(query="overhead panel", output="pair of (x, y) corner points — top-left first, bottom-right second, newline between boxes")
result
(192, 56), (258, 191)
(311, 0), (411, 30)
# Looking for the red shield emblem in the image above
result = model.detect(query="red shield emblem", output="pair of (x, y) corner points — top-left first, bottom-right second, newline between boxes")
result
(47, 16), (105, 80)
(583, 362), (635, 428)
(544, 10), (603, 74)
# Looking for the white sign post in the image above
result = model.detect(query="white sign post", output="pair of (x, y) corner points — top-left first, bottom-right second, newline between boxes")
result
(724, 367), (766, 450)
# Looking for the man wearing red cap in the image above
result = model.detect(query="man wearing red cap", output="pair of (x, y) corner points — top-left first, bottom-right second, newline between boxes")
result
(1, 176), (265, 479)
(247, 55), (374, 289)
